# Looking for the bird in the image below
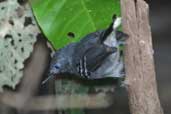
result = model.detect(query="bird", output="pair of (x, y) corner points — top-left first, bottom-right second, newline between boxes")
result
(42, 15), (128, 85)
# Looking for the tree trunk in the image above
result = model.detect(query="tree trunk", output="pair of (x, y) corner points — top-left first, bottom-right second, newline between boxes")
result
(120, 0), (164, 114)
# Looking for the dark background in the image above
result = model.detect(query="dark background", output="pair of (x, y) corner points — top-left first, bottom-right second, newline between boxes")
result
(150, 0), (171, 113)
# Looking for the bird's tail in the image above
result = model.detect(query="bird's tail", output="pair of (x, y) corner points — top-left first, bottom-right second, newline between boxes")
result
(100, 14), (121, 43)
(113, 17), (121, 30)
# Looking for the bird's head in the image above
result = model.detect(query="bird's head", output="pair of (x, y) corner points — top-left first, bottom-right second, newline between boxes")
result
(49, 62), (61, 76)
(48, 50), (70, 76)
(41, 47), (72, 85)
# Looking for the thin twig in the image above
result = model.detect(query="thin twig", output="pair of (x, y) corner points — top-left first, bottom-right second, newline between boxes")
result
(0, 92), (112, 110)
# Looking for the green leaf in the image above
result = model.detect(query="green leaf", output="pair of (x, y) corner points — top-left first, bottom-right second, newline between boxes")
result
(30, 0), (120, 49)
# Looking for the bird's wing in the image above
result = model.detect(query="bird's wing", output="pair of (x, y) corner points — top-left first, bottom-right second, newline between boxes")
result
(77, 44), (117, 78)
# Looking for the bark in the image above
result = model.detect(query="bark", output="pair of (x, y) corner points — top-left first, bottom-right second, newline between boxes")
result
(120, 0), (164, 114)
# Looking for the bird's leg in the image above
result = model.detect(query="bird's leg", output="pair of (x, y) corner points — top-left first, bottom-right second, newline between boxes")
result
(116, 31), (129, 40)
(116, 31), (129, 45)
(106, 46), (118, 53)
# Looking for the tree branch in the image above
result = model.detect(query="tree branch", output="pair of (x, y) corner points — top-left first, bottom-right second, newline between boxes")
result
(120, 0), (164, 114)
(0, 92), (112, 110)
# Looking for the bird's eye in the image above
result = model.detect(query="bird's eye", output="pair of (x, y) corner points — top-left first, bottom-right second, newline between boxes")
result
(54, 64), (60, 69)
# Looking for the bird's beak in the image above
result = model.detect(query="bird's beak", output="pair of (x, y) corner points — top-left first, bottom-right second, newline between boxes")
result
(41, 74), (54, 85)
(41, 68), (60, 85)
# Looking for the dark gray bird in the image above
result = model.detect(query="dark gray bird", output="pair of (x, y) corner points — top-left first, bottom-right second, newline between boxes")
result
(42, 15), (128, 84)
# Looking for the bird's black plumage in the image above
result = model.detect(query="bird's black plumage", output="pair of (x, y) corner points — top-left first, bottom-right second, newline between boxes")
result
(42, 16), (128, 84)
